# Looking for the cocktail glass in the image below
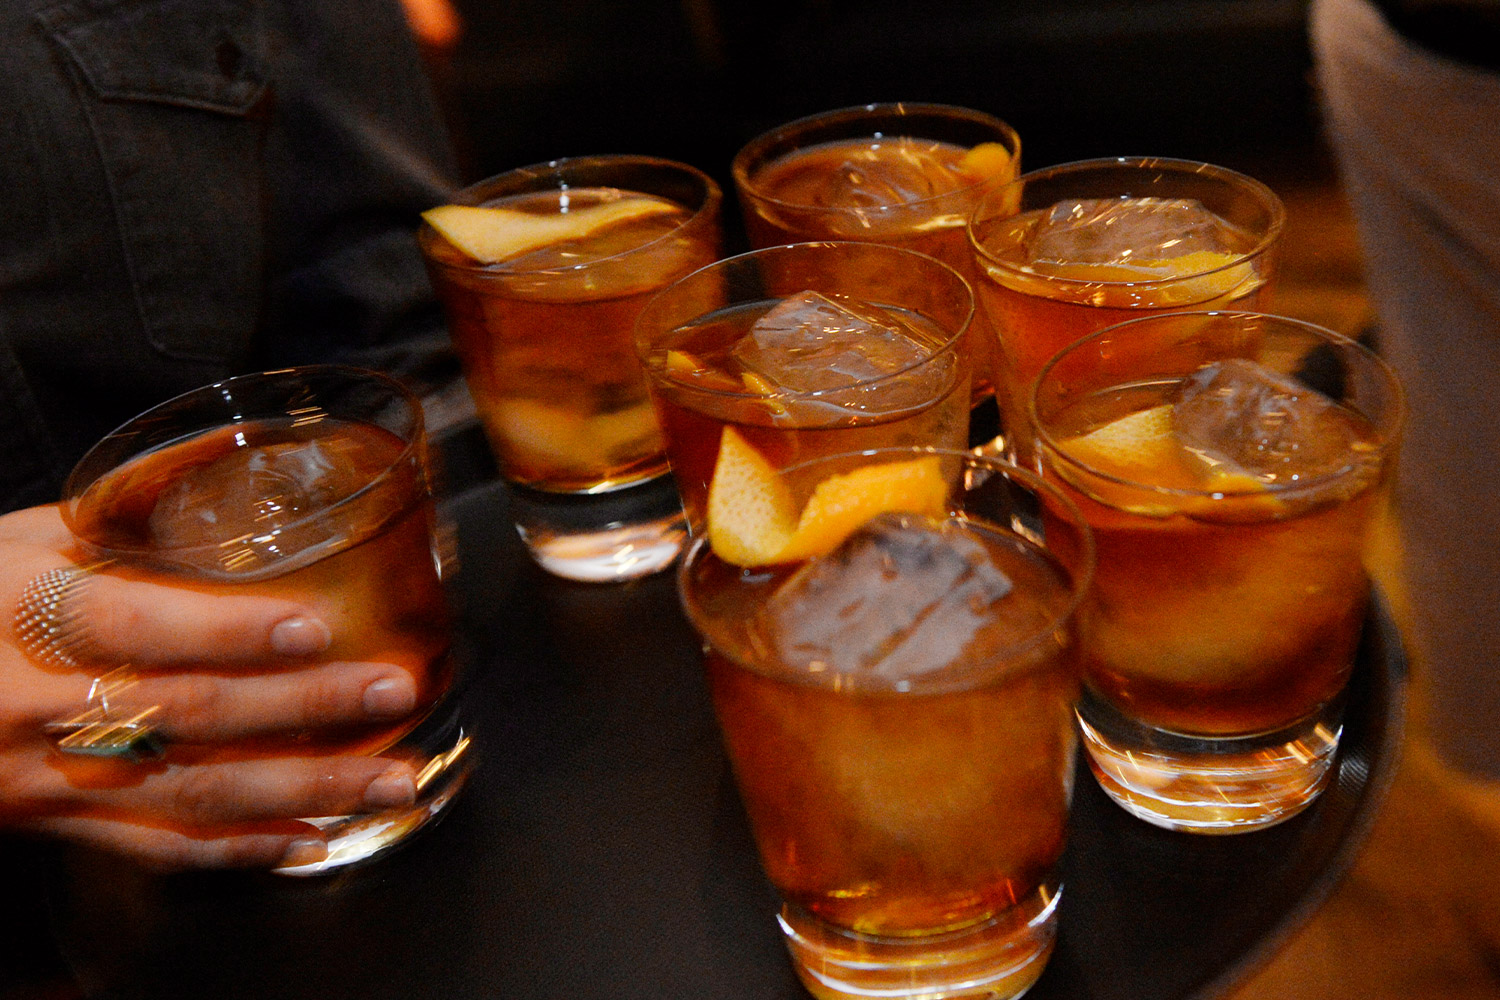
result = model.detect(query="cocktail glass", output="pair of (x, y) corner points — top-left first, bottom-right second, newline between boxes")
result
(634, 241), (974, 532)
(732, 102), (1021, 411)
(62, 366), (470, 874)
(678, 446), (1093, 1000)
(1030, 311), (1404, 833)
(419, 154), (723, 582)
(969, 156), (1285, 458)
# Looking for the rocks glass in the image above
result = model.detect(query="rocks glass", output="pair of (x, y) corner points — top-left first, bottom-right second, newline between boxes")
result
(635, 241), (974, 532)
(420, 154), (723, 582)
(62, 366), (469, 874)
(1031, 311), (1404, 832)
(678, 447), (1092, 1000)
(733, 102), (1021, 408)
(969, 156), (1285, 458)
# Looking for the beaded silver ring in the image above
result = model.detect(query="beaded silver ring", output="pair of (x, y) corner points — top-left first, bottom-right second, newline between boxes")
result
(14, 566), (91, 669)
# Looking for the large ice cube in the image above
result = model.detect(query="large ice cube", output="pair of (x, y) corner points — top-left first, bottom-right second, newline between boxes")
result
(148, 439), (367, 553)
(1170, 358), (1367, 483)
(1027, 197), (1232, 269)
(732, 290), (933, 394)
(812, 140), (970, 209)
(756, 513), (1014, 684)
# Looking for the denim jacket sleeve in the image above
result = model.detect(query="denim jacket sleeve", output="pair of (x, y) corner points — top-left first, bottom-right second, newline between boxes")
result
(0, 0), (460, 510)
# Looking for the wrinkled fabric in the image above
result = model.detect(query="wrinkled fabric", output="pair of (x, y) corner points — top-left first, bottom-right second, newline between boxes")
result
(1313, 0), (1500, 778)
(0, 0), (460, 510)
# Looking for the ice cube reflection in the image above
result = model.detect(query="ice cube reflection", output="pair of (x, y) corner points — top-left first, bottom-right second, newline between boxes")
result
(1171, 358), (1372, 484)
(148, 436), (373, 571)
(732, 291), (932, 393)
(1028, 197), (1235, 270)
(755, 513), (1014, 685)
(815, 139), (980, 210)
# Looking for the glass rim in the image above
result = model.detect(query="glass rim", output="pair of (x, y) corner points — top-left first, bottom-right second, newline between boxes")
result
(634, 240), (975, 401)
(1029, 310), (1406, 499)
(61, 364), (426, 557)
(418, 153), (724, 278)
(678, 444), (1096, 680)
(967, 155), (1287, 288)
(731, 101), (1022, 215)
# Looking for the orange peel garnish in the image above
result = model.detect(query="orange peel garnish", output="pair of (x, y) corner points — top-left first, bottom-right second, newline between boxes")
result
(1053, 405), (1187, 516)
(422, 198), (676, 264)
(960, 142), (1017, 183)
(1014, 250), (1260, 307)
(665, 350), (702, 377)
(1055, 404), (1284, 520)
(740, 372), (790, 418)
(1059, 405), (1176, 478)
(706, 428), (948, 566)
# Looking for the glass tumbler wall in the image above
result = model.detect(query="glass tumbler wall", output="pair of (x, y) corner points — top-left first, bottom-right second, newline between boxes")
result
(635, 241), (974, 531)
(419, 155), (723, 582)
(62, 366), (469, 874)
(732, 102), (1021, 408)
(1030, 312), (1404, 833)
(969, 157), (1285, 456)
(679, 448), (1093, 1000)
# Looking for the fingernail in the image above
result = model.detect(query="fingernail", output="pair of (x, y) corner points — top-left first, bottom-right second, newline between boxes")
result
(279, 837), (328, 868)
(364, 766), (417, 810)
(363, 677), (416, 719)
(271, 616), (331, 656)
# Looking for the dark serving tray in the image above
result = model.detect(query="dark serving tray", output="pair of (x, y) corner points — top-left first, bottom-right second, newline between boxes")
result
(39, 478), (1405, 1000)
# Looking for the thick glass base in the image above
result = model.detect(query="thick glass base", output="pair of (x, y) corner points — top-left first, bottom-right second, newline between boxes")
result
(778, 882), (1060, 1000)
(1077, 688), (1342, 834)
(273, 713), (474, 876)
(510, 475), (687, 583)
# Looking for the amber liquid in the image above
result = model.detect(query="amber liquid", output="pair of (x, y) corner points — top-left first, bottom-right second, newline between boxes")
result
(1043, 383), (1382, 737)
(685, 521), (1078, 937)
(971, 205), (1272, 452)
(423, 188), (719, 492)
(743, 138), (1017, 403)
(69, 418), (452, 760)
(642, 299), (970, 529)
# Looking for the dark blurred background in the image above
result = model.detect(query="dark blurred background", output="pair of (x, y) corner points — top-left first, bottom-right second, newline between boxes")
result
(439, 0), (1324, 192)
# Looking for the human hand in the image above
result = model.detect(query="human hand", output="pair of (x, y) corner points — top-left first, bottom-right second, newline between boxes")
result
(0, 503), (427, 872)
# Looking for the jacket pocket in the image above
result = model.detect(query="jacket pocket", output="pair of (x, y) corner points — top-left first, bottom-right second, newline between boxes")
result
(38, 0), (271, 365)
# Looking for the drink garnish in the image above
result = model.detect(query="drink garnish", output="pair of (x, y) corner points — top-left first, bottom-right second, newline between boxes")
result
(1056, 402), (1281, 517)
(1060, 405), (1177, 477)
(706, 427), (946, 566)
(959, 142), (1015, 182)
(1053, 404), (1191, 516)
(739, 372), (790, 418)
(422, 197), (677, 264)
(1016, 250), (1257, 306)
(491, 398), (660, 471)
(663, 349), (742, 393)
(665, 349), (702, 377)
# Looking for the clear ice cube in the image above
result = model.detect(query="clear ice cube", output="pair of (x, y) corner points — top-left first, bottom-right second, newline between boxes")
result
(732, 290), (932, 394)
(148, 439), (366, 553)
(813, 140), (968, 209)
(757, 513), (1014, 684)
(1170, 358), (1365, 483)
(1027, 197), (1232, 268)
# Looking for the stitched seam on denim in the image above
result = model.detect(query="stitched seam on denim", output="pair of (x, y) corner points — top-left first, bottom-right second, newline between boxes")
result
(35, 0), (267, 115)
